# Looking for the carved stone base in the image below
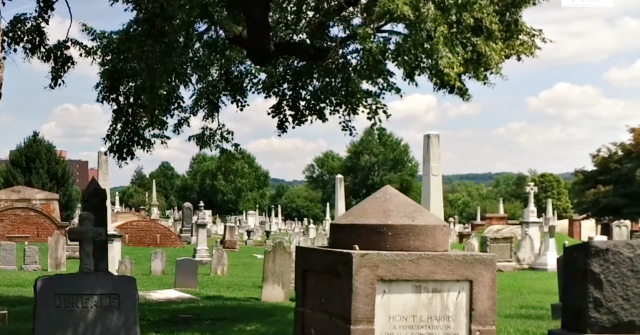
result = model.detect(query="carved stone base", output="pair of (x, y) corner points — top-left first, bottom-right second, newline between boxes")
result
(22, 265), (42, 271)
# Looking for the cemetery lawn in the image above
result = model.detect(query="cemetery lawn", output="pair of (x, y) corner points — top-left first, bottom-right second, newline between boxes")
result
(0, 238), (567, 335)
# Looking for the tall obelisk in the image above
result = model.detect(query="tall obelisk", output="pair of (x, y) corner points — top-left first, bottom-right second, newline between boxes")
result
(98, 147), (122, 274)
(421, 132), (444, 220)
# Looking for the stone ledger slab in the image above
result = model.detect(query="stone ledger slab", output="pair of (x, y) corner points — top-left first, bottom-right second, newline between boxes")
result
(33, 272), (139, 335)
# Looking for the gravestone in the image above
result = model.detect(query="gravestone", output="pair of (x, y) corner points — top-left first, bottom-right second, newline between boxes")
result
(33, 198), (139, 335)
(481, 236), (514, 262)
(150, 250), (166, 276)
(174, 257), (198, 289)
(221, 224), (239, 251)
(481, 236), (517, 272)
(193, 202), (211, 264)
(48, 231), (67, 272)
(549, 240), (640, 335)
(515, 229), (536, 267)
(118, 256), (134, 276)
(22, 246), (42, 271)
(261, 241), (293, 302)
(0, 241), (17, 271)
(611, 220), (631, 240)
(180, 203), (193, 243)
(463, 233), (479, 252)
(210, 245), (228, 276)
(294, 185), (496, 335)
(313, 230), (328, 246)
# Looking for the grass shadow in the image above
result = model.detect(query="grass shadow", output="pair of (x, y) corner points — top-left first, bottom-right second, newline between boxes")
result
(139, 295), (293, 335)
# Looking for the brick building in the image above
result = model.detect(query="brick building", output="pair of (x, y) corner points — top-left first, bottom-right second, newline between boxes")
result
(0, 186), (68, 243)
(0, 150), (95, 191)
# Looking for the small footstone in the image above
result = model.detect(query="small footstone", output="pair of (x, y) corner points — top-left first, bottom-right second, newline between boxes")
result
(246, 240), (254, 246)
(0, 311), (7, 325)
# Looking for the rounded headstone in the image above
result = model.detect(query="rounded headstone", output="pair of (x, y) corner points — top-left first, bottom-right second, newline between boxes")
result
(328, 185), (449, 252)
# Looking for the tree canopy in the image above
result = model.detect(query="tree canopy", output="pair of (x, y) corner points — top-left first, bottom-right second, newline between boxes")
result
(180, 150), (271, 214)
(571, 126), (640, 221)
(2, 0), (547, 163)
(529, 172), (572, 219)
(1, 131), (80, 221)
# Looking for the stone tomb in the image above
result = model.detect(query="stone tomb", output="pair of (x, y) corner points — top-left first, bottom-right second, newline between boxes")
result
(294, 185), (497, 335)
(549, 240), (640, 335)
(480, 236), (517, 272)
(33, 179), (139, 335)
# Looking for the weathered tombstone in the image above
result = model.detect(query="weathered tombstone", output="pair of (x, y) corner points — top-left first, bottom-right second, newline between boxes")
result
(22, 246), (42, 271)
(313, 230), (328, 246)
(118, 256), (134, 276)
(193, 202), (211, 263)
(150, 250), (166, 276)
(549, 240), (640, 335)
(0, 241), (17, 271)
(515, 228), (536, 267)
(33, 199), (139, 335)
(298, 237), (311, 246)
(221, 224), (239, 251)
(210, 245), (228, 276)
(174, 257), (198, 289)
(611, 220), (631, 240)
(261, 241), (293, 302)
(48, 231), (67, 272)
(481, 236), (517, 271)
(294, 185), (497, 335)
(180, 202), (194, 243)
(463, 233), (479, 252)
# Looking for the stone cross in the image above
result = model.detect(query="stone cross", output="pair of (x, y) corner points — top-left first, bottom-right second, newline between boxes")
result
(525, 182), (538, 207)
(76, 178), (110, 272)
(68, 212), (106, 273)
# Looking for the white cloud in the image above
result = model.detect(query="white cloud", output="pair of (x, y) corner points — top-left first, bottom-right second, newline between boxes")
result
(28, 16), (98, 78)
(511, 0), (640, 68)
(40, 103), (110, 142)
(603, 59), (640, 87)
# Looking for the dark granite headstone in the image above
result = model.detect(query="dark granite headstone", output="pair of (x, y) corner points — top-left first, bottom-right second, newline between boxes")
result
(33, 273), (139, 335)
(550, 240), (640, 334)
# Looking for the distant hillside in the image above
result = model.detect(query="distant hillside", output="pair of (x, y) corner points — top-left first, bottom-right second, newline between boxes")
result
(111, 186), (127, 193)
(419, 172), (574, 184)
(270, 178), (305, 187)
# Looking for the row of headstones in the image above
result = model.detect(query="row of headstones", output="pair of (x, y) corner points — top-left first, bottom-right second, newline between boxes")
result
(0, 241), (41, 271)
(113, 246), (230, 286)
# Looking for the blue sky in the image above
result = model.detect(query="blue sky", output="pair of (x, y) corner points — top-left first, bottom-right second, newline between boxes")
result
(3, 0), (640, 187)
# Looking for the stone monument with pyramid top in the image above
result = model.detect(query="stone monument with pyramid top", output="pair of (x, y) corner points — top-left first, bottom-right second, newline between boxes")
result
(294, 185), (498, 335)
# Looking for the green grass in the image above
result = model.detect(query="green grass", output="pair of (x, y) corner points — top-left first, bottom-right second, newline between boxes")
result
(0, 238), (566, 335)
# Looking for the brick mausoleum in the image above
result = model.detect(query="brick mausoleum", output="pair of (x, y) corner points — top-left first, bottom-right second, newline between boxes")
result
(0, 186), (68, 243)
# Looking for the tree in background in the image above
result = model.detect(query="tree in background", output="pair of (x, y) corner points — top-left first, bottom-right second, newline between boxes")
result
(444, 182), (498, 222)
(487, 173), (529, 205)
(119, 185), (147, 211)
(2, 131), (80, 221)
(183, 149), (271, 214)
(129, 166), (152, 191)
(281, 184), (323, 222)
(529, 172), (572, 219)
(3, 0), (546, 163)
(572, 126), (640, 220)
(343, 127), (420, 204)
(149, 162), (181, 210)
(269, 184), (291, 209)
(303, 150), (345, 209)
